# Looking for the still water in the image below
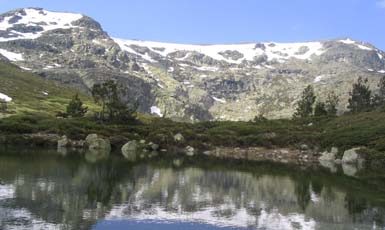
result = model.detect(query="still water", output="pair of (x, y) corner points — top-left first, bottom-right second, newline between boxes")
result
(0, 147), (385, 230)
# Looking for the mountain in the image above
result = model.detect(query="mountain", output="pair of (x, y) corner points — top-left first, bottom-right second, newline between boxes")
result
(0, 8), (384, 121)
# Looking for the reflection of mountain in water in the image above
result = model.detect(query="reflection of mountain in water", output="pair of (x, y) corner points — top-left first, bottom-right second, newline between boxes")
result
(0, 149), (385, 230)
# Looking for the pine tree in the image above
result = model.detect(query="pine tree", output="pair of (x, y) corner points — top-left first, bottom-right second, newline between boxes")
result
(91, 80), (136, 122)
(0, 100), (7, 113)
(293, 85), (316, 118)
(372, 76), (385, 109)
(66, 94), (88, 117)
(347, 77), (372, 113)
(314, 101), (328, 117)
(325, 91), (339, 116)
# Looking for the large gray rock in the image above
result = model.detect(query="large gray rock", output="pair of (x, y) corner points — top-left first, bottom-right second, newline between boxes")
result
(319, 160), (337, 173)
(85, 148), (110, 163)
(174, 133), (185, 142)
(318, 147), (338, 162)
(57, 135), (69, 148)
(185, 146), (195, 156)
(85, 134), (111, 152)
(342, 163), (358, 177)
(319, 151), (335, 162)
(342, 147), (362, 164)
(121, 140), (138, 161)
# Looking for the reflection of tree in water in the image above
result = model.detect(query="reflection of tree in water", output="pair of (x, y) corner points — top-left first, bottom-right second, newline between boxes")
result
(294, 177), (311, 211)
(0, 153), (131, 230)
(1, 151), (385, 229)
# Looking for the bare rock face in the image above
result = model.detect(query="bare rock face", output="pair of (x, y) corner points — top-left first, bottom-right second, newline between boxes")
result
(1, 8), (385, 121)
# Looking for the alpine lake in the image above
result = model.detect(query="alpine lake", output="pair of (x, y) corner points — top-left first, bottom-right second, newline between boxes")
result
(0, 146), (385, 230)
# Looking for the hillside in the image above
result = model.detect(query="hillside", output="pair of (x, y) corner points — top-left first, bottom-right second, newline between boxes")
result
(0, 60), (95, 116)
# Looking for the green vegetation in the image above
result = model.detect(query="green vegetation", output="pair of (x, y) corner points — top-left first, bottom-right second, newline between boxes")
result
(293, 85), (316, 118)
(1, 60), (385, 160)
(0, 61), (98, 117)
(314, 101), (327, 117)
(294, 85), (339, 118)
(91, 80), (136, 122)
(325, 91), (339, 116)
(348, 77), (372, 113)
(66, 94), (88, 118)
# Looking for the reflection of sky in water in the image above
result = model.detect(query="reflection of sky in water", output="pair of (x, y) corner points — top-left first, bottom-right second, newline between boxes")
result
(94, 220), (248, 230)
(0, 184), (63, 230)
(101, 201), (316, 230)
(0, 151), (384, 230)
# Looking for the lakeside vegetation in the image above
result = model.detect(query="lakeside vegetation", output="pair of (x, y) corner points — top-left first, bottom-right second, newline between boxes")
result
(1, 60), (385, 161)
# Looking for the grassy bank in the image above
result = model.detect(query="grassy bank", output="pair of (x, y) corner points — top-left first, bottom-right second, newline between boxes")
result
(1, 111), (385, 155)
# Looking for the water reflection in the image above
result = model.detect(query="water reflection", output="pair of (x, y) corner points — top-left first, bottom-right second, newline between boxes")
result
(0, 147), (384, 230)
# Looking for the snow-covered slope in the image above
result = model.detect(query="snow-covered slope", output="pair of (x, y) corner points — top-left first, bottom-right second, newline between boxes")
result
(114, 38), (326, 64)
(0, 8), (82, 41)
(0, 92), (12, 102)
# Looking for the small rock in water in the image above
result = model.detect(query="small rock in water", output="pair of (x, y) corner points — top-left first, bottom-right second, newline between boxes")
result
(174, 133), (185, 142)
(300, 144), (309, 150)
(172, 158), (183, 167)
(342, 147), (362, 164)
(185, 146), (195, 156)
(57, 135), (69, 148)
(121, 140), (138, 161)
(85, 134), (111, 152)
(150, 143), (159, 151)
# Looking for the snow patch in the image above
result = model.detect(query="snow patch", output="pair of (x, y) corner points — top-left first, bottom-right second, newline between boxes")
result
(0, 49), (24, 61)
(212, 96), (226, 103)
(339, 39), (356, 45)
(19, 66), (32, 70)
(194, 66), (219, 72)
(113, 38), (325, 64)
(356, 44), (372, 51)
(0, 92), (12, 102)
(314, 75), (324, 83)
(150, 106), (163, 117)
(0, 8), (83, 41)
(339, 39), (373, 51)
(167, 66), (174, 72)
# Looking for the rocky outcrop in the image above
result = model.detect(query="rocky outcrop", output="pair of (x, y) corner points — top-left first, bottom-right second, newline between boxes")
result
(85, 134), (111, 152)
(342, 147), (363, 164)
(121, 140), (160, 161)
(204, 147), (320, 164)
(319, 147), (338, 162)
(174, 133), (185, 143)
(57, 135), (85, 149)
(184, 146), (195, 156)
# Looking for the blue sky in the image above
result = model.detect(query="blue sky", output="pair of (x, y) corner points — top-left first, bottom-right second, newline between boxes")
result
(0, 0), (384, 49)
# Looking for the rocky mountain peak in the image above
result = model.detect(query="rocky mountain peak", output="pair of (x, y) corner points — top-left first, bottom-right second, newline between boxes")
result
(0, 8), (384, 121)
